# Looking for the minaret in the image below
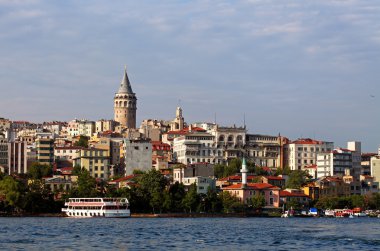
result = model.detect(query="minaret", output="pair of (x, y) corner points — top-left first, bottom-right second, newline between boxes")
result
(114, 66), (137, 128)
(241, 157), (248, 188)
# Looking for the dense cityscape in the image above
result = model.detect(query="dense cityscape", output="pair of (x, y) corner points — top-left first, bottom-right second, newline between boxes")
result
(0, 68), (379, 217)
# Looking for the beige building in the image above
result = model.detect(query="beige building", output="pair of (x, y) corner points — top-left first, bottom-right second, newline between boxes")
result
(93, 137), (124, 166)
(286, 138), (334, 171)
(139, 119), (170, 141)
(95, 120), (118, 133)
(371, 155), (380, 183)
(245, 134), (287, 168)
(114, 67), (137, 129)
(73, 148), (110, 179)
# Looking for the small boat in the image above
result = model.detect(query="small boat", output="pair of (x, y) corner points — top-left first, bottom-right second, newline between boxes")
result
(62, 198), (130, 218)
(281, 207), (295, 218)
(324, 209), (335, 217)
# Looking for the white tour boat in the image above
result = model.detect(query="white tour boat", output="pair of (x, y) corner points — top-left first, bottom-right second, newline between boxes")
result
(62, 198), (130, 218)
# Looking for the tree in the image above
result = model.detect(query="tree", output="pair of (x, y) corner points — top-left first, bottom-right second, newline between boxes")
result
(168, 182), (186, 212)
(182, 184), (200, 213)
(214, 164), (225, 179)
(0, 176), (22, 210)
(69, 168), (98, 198)
(220, 191), (242, 213)
(250, 195), (266, 210)
(28, 163), (52, 179)
(22, 180), (62, 214)
(286, 198), (302, 210)
(275, 166), (291, 176)
(315, 196), (338, 209)
(286, 170), (309, 189)
(74, 135), (89, 148)
(350, 194), (366, 209)
(204, 188), (223, 213)
(72, 165), (82, 175)
(137, 169), (168, 213)
(368, 193), (380, 209)
(132, 169), (146, 175)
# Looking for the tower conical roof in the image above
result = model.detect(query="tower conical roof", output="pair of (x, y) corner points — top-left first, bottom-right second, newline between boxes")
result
(118, 66), (134, 94)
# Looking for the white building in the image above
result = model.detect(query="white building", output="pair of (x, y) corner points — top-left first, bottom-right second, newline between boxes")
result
(55, 146), (83, 161)
(286, 138), (334, 171)
(67, 119), (95, 137)
(182, 176), (216, 194)
(173, 131), (215, 164)
(317, 148), (352, 178)
(123, 139), (152, 175)
(173, 163), (214, 183)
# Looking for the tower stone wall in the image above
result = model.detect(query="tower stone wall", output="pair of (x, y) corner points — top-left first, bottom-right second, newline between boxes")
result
(114, 67), (137, 129)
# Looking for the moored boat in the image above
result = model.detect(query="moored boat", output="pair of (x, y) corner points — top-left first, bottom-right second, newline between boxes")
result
(323, 209), (335, 217)
(62, 198), (130, 218)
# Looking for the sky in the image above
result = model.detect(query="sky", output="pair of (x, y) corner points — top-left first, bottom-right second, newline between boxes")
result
(0, 0), (379, 152)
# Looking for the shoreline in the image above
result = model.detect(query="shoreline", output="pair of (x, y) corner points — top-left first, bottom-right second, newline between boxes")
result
(0, 212), (275, 218)
(1, 212), (377, 218)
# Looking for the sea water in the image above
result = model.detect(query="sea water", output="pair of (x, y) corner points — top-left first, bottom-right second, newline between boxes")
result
(0, 217), (379, 250)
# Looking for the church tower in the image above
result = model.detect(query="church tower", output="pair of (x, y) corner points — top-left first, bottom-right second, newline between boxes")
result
(170, 106), (184, 131)
(114, 66), (137, 128)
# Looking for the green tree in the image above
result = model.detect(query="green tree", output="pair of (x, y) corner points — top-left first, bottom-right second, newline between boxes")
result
(22, 180), (62, 214)
(286, 198), (302, 210)
(286, 170), (310, 189)
(204, 188), (223, 213)
(74, 135), (89, 148)
(350, 194), (365, 208)
(132, 169), (146, 175)
(220, 191), (242, 213)
(275, 166), (291, 176)
(214, 164), (225, 178)
(137, 169), (169, 213)
(28, 163), (52, 179)
(368, 193), (380, 209)
(69, 168), (98, 198)
(182, 184), (200, 213)
(250, 195), (266, 210)
(168, 182), (186, 212)
(0, 176), (22, 209)
(315, 196), (338, 209)
(72, 165), (82, 175)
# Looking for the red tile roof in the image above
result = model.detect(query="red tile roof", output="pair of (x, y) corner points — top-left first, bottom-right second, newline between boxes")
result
(223, 183), (280, 190)
(280, 190), (309, 197)
(111, 174), (139, 183)
(291, 138), (323, 145)
(265, 176), (285, 180)
(304, 164), (317, 169)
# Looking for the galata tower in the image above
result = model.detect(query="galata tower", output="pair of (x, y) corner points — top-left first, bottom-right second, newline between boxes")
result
(114, 66), (137, 128)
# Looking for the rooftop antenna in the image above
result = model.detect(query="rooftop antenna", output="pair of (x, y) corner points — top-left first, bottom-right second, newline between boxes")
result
(214, 112), (217, 124)
(243, 113), (246, 129)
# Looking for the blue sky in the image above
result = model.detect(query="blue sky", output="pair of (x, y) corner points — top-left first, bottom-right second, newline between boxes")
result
(0, 0), (379, 151)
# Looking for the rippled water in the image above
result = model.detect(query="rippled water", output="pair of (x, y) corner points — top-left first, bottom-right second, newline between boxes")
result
(0, 217), (379, 250)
